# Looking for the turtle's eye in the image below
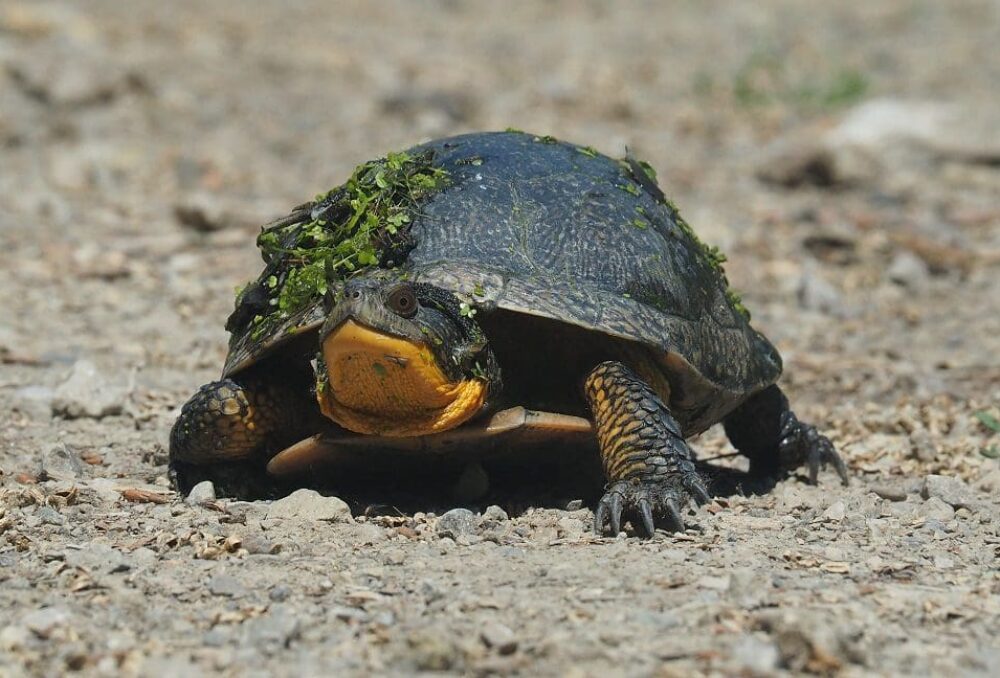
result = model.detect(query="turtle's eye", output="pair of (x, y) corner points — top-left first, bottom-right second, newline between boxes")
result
(386, 285), (418, 318)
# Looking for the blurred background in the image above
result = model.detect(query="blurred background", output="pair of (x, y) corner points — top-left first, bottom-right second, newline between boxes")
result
(3, 0), (997, 451)
(1, 1), (999, 674)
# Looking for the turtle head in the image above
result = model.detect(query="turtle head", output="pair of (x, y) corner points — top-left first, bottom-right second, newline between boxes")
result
(316, 278), (499, 436)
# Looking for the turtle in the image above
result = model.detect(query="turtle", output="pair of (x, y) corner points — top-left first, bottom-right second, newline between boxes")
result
(169, 131), (848, 537)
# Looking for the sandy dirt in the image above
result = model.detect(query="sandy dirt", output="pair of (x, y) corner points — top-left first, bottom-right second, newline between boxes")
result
(1, 1), (999, 675)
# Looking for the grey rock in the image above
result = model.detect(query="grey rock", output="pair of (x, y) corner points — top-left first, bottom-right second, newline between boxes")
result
(331, 606), (369, 623)
(909, 429), (938, 462)
(406, 628), (461, 671)
(64, 543), (130, 574)
(822, 501), (846, 522)
(886, 251), (930, 289)
(383, 549), (406, 566)
(13, 385), (55, 419)
(22, 607), (70, 639)
(827, 98), (1000, 164)
(921, 475), (977, 510)
(174, 192), (238, 233)
(756, 136), (841, 188)
(266, 489), (352, 523)
(242, 533), (280, 555)
(0, 624), (32, 651)
(241, 606), (300, 648)
(202, 628), (230, 647)
(871, 485), (908, 502)
(349, 522), (388, 545)
(483, 505), (509, 522)
(373, 610), (396, 627)
(975, 468), (1000, 493)
(36, 506), (65, 526)
(38, 443), (84, 481)
(185, 480), (216, 505)
(208, 573), (244, 597)
(268, 586), (291, 603)
(6, 44), (131, 108)
(138, 655), (203, 677)
(797, 264), (843, 314)
(920, 497), (956, 522)
(556, 515), (586, 538)
(436, 508), (479, 539)
(727, 568), (770, 608)
(51, 360), (129, 419)
(730, 634), (779, 673)
(757, 609), (862, 672)
(480, 621), (518, 655)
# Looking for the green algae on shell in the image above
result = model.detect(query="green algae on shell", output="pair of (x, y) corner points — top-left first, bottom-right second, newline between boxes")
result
(620, 153), (750, 320)
(233, 149), (450, 340)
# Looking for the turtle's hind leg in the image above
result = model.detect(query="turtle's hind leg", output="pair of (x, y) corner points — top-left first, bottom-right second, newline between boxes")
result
(584, 361), (710, 537)
(723, 384), (848, 487)
(169, 369), (318, 498)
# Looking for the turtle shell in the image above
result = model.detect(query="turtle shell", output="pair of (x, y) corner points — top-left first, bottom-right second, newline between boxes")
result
(223, 131), (781, 432)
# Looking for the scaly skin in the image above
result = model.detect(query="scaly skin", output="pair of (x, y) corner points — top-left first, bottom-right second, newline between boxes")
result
(584, 361), (711, 537)
(169, 368), (319, 497)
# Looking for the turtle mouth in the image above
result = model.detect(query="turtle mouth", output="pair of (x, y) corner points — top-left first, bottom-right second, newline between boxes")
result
(317, 320), (487, 436)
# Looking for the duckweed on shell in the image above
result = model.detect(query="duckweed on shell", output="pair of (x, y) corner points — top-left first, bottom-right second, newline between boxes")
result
(238, 150), (450, 339)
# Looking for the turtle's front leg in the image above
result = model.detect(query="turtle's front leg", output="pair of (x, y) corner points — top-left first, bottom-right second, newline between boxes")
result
(169, 371), (318, 497)
(584, 361), (710, 537)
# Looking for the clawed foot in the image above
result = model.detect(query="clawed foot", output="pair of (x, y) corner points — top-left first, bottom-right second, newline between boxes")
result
(594, 472), (711, 538)
(778, 412), (849, 486)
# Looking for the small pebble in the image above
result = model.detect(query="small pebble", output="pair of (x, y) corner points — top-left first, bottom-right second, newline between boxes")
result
(436, 508), (479, 539)
(38, 443), (84, 481)
(886, 251), (930, 289)
(266, 489), (353, 523)
(242, 533), (281, 555)
(822, 501), (846, 522)
(921, 475), (977, 510)
(185, 480), (216, 505)
(51, 359), (128, 419)
(269, 586), (291, 603)
(480, 621), (518, 655)
(921, 497), (956, 522)
(22, 607), (70, 639)
(871, 485), (907, 502)
(0, 625), (32, 651)
(483, 505), (509, 522)
(37, 506), (65, 526)
(909, 430), (938, 462)
(208, 574), (244, 598)
(241, 606), (300, 648)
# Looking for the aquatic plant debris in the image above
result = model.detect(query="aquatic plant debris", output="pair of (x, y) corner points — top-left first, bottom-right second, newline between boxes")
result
(234, 150), (450, 339)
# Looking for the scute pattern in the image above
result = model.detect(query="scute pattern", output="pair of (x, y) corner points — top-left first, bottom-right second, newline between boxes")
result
(225, 131), (782, 426)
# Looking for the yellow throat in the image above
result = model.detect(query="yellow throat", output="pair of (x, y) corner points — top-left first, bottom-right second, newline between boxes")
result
(317, 320), (487, 436)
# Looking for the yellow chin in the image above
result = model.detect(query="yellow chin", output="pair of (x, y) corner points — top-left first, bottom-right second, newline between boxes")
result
(317, 320), (487, 437)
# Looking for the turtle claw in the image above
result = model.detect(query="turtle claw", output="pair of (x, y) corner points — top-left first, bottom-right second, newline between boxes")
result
(595, 472), (710, 538)
(639, 498), (656, 537)
(779, 412), (849, 486)
(663, 498), (685, 534)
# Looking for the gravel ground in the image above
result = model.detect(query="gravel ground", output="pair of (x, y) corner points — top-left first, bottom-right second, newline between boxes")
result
(1, 1), (999, 675)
